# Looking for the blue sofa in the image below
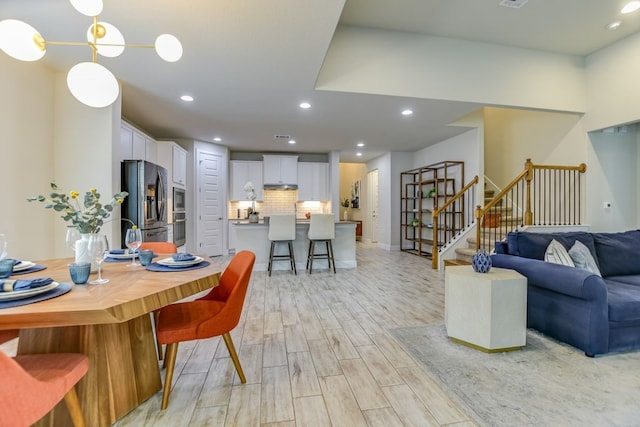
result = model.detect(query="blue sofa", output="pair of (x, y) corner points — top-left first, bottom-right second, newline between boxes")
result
(491, 229), (640, 356)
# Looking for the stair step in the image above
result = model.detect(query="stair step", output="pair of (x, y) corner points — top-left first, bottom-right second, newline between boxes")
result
(454, 247), (475, 263)
(445, 259), (471, 267)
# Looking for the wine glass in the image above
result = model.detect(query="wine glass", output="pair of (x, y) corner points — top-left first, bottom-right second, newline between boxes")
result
(0, 234), (7, 260)
(88, 234), (109, 284)
(65, 227), (80, 253)
(125, 228), (143, 267)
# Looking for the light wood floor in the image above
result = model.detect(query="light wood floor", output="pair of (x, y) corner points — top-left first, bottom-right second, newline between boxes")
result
(3, 243), (479, 427)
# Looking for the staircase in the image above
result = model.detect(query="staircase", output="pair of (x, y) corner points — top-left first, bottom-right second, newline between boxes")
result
(444, 159), (586, 267)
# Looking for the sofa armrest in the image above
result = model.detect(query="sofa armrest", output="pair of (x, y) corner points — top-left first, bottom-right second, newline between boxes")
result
(491, 254), (607, 301)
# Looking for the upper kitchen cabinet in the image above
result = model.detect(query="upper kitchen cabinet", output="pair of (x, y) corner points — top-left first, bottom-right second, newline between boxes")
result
(120, 122), (156, 163)
(263, 155), (298, 186)
(297, 162), (329, 201)
(230, 160), (263, 201)
(157, 141), (188, 188)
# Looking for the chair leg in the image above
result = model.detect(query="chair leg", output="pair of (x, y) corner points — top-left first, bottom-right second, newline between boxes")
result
(153, 310), (163, 360)
(328, 240), (336, 273)
(63, 386), (86, 427)
(222, 332), (246, 383)
(289, 241), (297, 275)
(308, 240), (315, 274)
(306, 240), (312, 271)
(161, 342), (179, 410)
(268, 241), (276, 276)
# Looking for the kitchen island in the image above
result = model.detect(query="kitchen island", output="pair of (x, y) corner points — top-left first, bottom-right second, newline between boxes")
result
(232, 220), (357, 271)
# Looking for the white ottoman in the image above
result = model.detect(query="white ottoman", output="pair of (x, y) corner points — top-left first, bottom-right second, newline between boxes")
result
(445, 266), (527, 352)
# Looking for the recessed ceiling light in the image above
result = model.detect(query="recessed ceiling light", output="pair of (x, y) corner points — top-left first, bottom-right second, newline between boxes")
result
(299, 102), (311, 109)
(356, 142), (365, 147)
(180, 95), (194, 102)
(401, 109), (413, 116)
(213, 137), (222, 142)
(356, 152), (363, 156)
(622, 1), (640, 14)
(606, 21), (622, 31)
(288, 139), (296, 144)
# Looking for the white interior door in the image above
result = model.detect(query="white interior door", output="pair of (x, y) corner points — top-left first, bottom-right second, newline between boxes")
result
(197, 151), (223, 256)
(368, 169), (379, 243)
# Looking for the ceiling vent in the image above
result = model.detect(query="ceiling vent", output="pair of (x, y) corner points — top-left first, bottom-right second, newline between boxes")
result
(498, 0), (528, 8)
(274, 134), (292, 140)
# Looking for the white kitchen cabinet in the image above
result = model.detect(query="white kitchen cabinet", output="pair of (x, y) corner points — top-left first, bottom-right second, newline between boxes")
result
(172, 144), (187, 187)
(228, 222), (237, 254)
(145, 137), (157, 164)
(263, 155), (298, 185)
(230, 161), (263, 201)
(297, 162), (329, 201)
(157, 141), (188, 188)
(120, 122), (156, 162)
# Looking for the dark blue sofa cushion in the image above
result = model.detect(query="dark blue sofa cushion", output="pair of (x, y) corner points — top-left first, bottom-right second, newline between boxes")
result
(605, 280), (640, 321)
(506, 231), (598, 263)
(593, 230), (640, 277)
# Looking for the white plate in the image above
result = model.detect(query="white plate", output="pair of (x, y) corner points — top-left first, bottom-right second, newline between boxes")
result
(12, 261), (36, 272)
(108, 251), (138, 260)
(0, 281), (59, 301)
(156, 256), (204, 267)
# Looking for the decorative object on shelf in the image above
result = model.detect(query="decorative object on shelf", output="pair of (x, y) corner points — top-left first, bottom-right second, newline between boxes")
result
(0, 0), (182, 108)
(351, 180), (360, 209)
(472, 249), (492, 273)
(341, 198), (350, 221)
(244, 181), (259, 222)
(427, 188), (436, 198)
(305, 212), (311, 219)
(411, 217), (420, 227)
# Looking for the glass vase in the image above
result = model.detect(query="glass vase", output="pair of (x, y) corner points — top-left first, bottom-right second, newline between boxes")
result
(76, 233), (99, 272)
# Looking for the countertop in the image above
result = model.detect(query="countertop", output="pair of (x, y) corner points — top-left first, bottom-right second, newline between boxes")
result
(231, 219), (357, 226)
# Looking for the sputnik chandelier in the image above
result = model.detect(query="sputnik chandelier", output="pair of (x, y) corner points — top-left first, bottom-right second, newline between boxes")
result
(0, 0), (182, 108)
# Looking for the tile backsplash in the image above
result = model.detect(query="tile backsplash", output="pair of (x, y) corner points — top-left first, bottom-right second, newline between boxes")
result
(228, 190), (331, 220)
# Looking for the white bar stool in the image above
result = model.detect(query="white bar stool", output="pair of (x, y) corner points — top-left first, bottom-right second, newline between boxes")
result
(267, 214), (297, 276)
(306, 214), (336, 274)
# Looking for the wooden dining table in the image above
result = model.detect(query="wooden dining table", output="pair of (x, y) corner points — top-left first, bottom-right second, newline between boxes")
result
(0, 255), (221, 427)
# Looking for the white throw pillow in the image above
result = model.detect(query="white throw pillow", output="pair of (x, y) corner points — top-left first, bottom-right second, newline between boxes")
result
(544, 239), (575, 267)
(569, 240), (602, 276)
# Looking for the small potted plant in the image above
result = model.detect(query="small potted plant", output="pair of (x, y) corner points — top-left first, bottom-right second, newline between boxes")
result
(341, 198), (350, 221)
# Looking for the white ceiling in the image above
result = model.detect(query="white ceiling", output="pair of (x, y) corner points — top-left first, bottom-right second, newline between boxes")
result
(1, 0), (639, 162)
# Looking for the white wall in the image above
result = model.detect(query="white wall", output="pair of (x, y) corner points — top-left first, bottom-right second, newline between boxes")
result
(484, 107), (586, 189)
(318, 26), (586, 113)
(0, 56), (55, 260)
(584, 32), (640, 132)
(586, 129), (638, 231)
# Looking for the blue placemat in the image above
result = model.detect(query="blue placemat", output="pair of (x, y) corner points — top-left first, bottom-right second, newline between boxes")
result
(0, 282), (72, 309)
(105, 254), (158, 262)
(11, 265), (47, 276)
(146, 260), (210, 272)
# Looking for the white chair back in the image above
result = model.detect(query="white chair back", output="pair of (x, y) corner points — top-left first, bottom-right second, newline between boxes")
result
(268, 214), (296, 241)
(308, 214), (335, 240)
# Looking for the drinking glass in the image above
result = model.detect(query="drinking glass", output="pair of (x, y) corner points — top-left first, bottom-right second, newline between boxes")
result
(0, 234), (7, 261)
(65, 227), (80, 252)
(125, 228), (143, 266)
(88, 234), (109, 284)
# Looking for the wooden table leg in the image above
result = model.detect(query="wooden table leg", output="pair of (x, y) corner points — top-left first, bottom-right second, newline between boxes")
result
(18, 314), (161, 427)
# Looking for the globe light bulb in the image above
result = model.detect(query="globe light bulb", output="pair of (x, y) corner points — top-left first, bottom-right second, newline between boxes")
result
(69, 0), (103, 17)
(155, 34), (182, 62)
(67, 62), (119, 108)
(87, 21), (125, 57)
(0, 19), (46, 61)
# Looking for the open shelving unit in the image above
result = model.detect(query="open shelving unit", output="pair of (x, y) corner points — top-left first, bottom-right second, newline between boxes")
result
(400, 161), (464, 259)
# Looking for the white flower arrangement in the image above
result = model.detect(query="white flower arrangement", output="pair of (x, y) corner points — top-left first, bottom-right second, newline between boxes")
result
(244, 181), (257, 214)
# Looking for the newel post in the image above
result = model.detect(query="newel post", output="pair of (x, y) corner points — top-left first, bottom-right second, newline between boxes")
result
(524, 158), (534, 225)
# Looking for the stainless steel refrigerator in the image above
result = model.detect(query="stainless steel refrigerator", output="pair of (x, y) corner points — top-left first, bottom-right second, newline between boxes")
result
(121, 160), (169, 247)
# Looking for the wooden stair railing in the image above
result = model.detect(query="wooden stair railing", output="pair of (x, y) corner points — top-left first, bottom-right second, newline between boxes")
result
(431, 175), (479, 269)
(475, 158), (587, 252)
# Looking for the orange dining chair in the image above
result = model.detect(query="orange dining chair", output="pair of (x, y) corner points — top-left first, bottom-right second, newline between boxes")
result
(140, 241), (178, 359)
(156, 250), (255, 410)
(0, 350), (89, 427)
(140, 241), (178, 253)
(0, 329), (19, 344)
